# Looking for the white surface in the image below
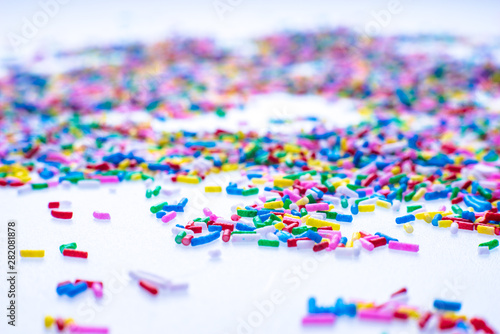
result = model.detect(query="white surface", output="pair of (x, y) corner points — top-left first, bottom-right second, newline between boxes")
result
(1, 171), (499, 334)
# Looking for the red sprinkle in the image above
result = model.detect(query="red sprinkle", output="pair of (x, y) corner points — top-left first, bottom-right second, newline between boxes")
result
(51, 210), (73, 219)
(222, 229), (231, 242)
(62, 249), (88, 258)
(139, 280), (158, 295)
(182, 235), (194, 246)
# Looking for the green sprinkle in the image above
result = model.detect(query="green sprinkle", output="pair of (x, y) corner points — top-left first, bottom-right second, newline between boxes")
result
(150, 202), (168, 214)
(394, 188), (402, 201)
(354, 197), (369, 205)
(479, 239), (499, 250)
(389, 174), (405, 184)
(478, 186), (492, 200)
(237, 209), (257, 217)
(284, 198), (292, 209)
(59, 242), (77, 254)
(175, 231), (187, 244)
(242, 187), (259, 196)
(231, 231), (257, 235)
(153, 185), (161, 196)
(407, 205), (422, 213)
(306, 194), (316, 204)
(146, 189), (153, 198)
(258, 239), (279, 247)
(341, 197), (348, 209)
(404, 190), (415, 202)
(300, 208), (308, 217)
(31, 183), (48, 190)
(292, 226), (309, 235)
(346, 184), (363, 191)
(269, 213), (281, 222)
(318, 211), (338, 219)
(451, 204), (463, 215)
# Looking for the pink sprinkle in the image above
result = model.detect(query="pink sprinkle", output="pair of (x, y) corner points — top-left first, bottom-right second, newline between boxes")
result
(358, 309), (393, 322)
(302, 314), (336, 326)
(69, 325), (109, 333)
(92, 282), (103, 298)
(161, 211), (177, 223)
(92, 175), (119, 183)
(388, 240), (419, 252)
(93, 211), (111, 220)
(283, 189), (301, 202)
(305, 203), (329, 211)
(359, 238), (375, 251)
(301, 181), (318, 189)
(327, 235), (341, 251)
(203, 207), (213, 217)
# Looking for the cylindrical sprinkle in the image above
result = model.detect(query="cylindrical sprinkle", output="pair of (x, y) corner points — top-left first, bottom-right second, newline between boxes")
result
(51, 210), (73, 219)
(433, 299), (462, 312)
(20, 250), (45, 257)
(302, 314), (336, 326)
(161, 211), (177, 223)
(69, 325), (109, 333)
(63, 249), (88, 259)
(388, 241), (419, 252)
(93, 212), (111, 220)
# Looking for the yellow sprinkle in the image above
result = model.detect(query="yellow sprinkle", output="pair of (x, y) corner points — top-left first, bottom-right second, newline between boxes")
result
(274, 222), (285, 230)
(340, 138), (347, 151)
(264, 201), (284, 209)
(410, 175), (424, 182)
(358, 204), (375, 212)
(126, 173), (139, 181)
(391, 166), (401, 175)
(20, 250), (45, 257)
(320, 238), (330, 244)
(177, 175), (201, 184)
(251, 178), (267, 185)
(329, 204), (335, 210)
(356, 302), (375, 310)
(397, 307), (420, 319)
(376, 200), (391, 209)
(346, 239), (354, 248)
(423, 213), (432, 223)
(438, 220), (453, 228)
(118, 159), (130, 170)
(413, 188), (426, 201)
(205, 186), (222, 193)
(403, 223), (414, 233)
(284, 213), (301, 219)
(44, 316), (55, 328)
(415, 211), (443, 220)
(64, 318), (75, 326)
(477, 225), (495, 235)
(221, 163), (238, 172)
(443, 312), (467, 321)
(296, 197), (309, 206)
(306, 217), (340, 230)
(352, 232), (360, 241)
(209, 167), (220, 174)
(284, 144), (301, 153)
(274, 178), (294, 187)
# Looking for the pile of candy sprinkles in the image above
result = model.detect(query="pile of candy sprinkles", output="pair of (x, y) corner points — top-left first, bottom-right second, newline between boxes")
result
(303, 288), (495, 333)
(2, 28), (500, 332)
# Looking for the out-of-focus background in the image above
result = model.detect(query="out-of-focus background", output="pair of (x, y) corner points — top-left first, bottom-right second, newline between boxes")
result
(1, 0), (499, 59)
